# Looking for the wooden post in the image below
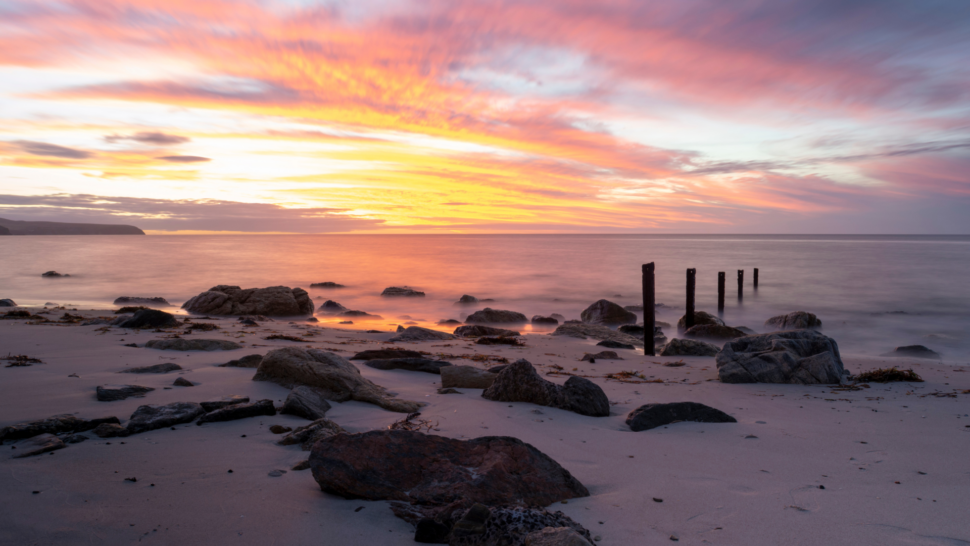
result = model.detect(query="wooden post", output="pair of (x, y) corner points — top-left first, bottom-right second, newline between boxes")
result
(685, 268), (696, 330)
(754, 268), (759, 289)
(718, 271), (725, 314)
(737, 269), (744, 300)
(642, 263), (655, 356)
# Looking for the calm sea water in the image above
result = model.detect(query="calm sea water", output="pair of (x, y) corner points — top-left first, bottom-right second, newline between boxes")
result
(2, 234), (968, 361)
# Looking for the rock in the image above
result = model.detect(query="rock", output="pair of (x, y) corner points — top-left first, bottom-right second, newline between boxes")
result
(281, 386), (333, 420)
(390, 326), (456, 342)
(685, 324), (746, 340)
(532, 315), (560, 326)
(351, 349), (424, 360)
(396, 325), (406, 332)
(580, 300), (636, 326)
(456, 295), (478, 304)
(676, 311), (724, 332)
(220, 354), (263, 368)
(580, 351), (622, 362)
(182, 285), (314, 316)
(454, 325), (521, 337)
(595, 340), (634, 350)
(292, 460), (311, 471)
(0, 299), (17, 307)
(42, 271), (68, 277)
(278, 418), (347, 450)
(199, 395), (250, 412)
(113, 309), (179, 329)
(253, 347), (423, 413)
(882, 345), (942, 359)
(145, 339), (241, 351)
(525, 526), (594, 546)
(119, 363), (182, 374)
(552, 323), (661, 349)
(340, 310), (380, 318)
(415, 518), (452, 543)
(382, 286), (425, 297)
(93, 423), (129, 438)
(1, 415), (115, 444)
(626, 402), (737, 432)
(309, 430), (588, 523)
(318, 300), (347, 314)
(113, 297), (170, 306)
(764, 311), (822, 330)
(437, 388), (462, 394)
(97, 384), (154, 401)
(310, 282), (345, 288)
(437, 319), (462, 326)
(716, 330), (846, 384)
(62, 434), (87, 444)
(364, 358), (452, 374)
(267, 469), (287, 477)
(306, 317), (318, 323)
(126, 402), (205, 434)
(736, 326), (757, 335)
(446, 505), (593, 546)
(197, 399), (276, 425)
(617, 324), (644, 336)
(465, 308), (528, 324)
(482, 360), (609, 417)
(486, 365), (509, 374)
(660, 338), (719, 357)
(173, 377), (194, 387)
(440, 366), (498, 389)
(550, 313), (565, 322)
(11, 434), (65, 458)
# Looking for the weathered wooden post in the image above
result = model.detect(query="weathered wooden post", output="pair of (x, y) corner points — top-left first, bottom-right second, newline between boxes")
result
(754, 268), (759, 289)
(718, 271), (725, 314)
(737, 269), (744, 300)
(642, 263), (655, 356)
(686, 268), (696, 330)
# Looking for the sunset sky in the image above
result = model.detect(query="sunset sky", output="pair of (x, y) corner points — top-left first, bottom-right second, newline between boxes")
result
(1, 0), (968, 233)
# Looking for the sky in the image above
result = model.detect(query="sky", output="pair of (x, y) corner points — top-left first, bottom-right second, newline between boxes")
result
(0, 0), (968, 234)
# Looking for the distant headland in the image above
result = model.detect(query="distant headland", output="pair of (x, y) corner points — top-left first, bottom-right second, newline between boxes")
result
(0, 217), (144, 235)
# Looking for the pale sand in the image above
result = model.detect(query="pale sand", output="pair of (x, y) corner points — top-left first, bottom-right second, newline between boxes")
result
(1, 309), (968, 545)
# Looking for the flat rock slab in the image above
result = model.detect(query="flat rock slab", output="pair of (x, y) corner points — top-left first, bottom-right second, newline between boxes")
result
(12, 434), (65, 458)
(145, 339), (241, 351)
(482, 360), (610, 417)
(381, 286), (425, 297)
(364, 358), (451, 374)
(596, 340), (635, 350)
(97, 384), (155, 401)
(389, 326), (456, 342)
(182, 285), (314, 316)
(220, 354), (263, 368)
(1, 415), (119, 443)
(551, 323), (650, 348)
(200, 395), (250, 412)
(454, 324), (521, 337)
(278, 418), (346, 450)
(119, 363), (183, 374)
(197, 399), (276, 425)
(660, 338), (719, 357)
(716, 330), (846, 384)
(626, 402), (737, 432)
(127, 402), (205, 434)
(93, 423), (129, 438)
(441, 366), (498, 389)
(114, 309), (179, 329)
(281, 386), (332, 420)
(350, 349), (424, 360)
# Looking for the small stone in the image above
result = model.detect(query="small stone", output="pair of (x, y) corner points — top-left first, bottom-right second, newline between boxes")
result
(269, 425), (292, 434)
(172, 377), (194, 387)
(268, 469), (287, 477)
(653, 498), (663, 502)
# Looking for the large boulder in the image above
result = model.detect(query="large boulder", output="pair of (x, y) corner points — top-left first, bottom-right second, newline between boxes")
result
(764, 311), (821, 330)
(677, 311), (724, 332)
(716, 330), (846, 384)
(441, 366), (498, 389)
(182, 285), (314, 316)
(281, 386), (332, 420)
(389, 326), (456, 342)
(482, 360), (609, 417)
(309, 430), (589, 523)
(660, 338), (719, 357)
(126, 402), (205, 434)
(626, 402), (737, 432)
(113, 309), (179, 329)
(113, 297), (169, 306)
(454, 324), (520, 337)
(580, 300), (636, 326)
(364, 358), (451, 374)
(145, 339), (241, 351)
(465, 308), (528, 324)
(382, 286), (425, 297)
(252, 347), (423, 413)
(685, 324), (746, 341)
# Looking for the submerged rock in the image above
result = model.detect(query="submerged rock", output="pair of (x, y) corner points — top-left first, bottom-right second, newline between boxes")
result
(310, 282), (345, 289)
(126, 402), (205, 434)
(172, 377), (194, 387)
(0, 299), (16, 307)
(456, 294), (478, 304)
(97, 384), (155, 401)
(881, 345), (941, 359)
(119, 363), (182, 374)
(441, 366), (498, 389)
(382, 286), (425, 297)
(660, 338), (719, 357)
(531, 315), (560, 326)
(596, 340), (635, 350)
(197, 399), (276, 425)
(199, 395), (250, 412)
(716, 330), (846, 384)
(482, 360), (609, 417)
(278, 418), (346, 450)
(182, 285), (314, 316)
(41, 271), (69, 277)
(626, 402), (737, 431)
(364, 358), (452, 374)
(389, 326), (456, 342)
(281, 386), (332, 420)
(351, 349), (425, 361)
(676, 311), (724, 332)
(465, 308), (528, 324)
(113, 297), (170, 306)
(219, 354), (263, 368)
(764, 311), (822, 330)
(12, 434), (65, 458)
(580, 300), (636, 326)
(113, 309), (179, 329)
(145, 339), (241, 351)
(318, 300), (347, 314)
(454, 324), (521, 337)
(685, 324), (746, 341)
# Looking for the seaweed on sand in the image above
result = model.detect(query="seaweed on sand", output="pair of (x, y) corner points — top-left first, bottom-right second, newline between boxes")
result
(2, 354), (43, 367)
(263, 334), (308, 342)
(855, 367), (924, 383)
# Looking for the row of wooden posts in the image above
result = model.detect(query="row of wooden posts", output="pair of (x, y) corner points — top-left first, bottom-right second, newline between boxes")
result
(641, 263), (759, 356)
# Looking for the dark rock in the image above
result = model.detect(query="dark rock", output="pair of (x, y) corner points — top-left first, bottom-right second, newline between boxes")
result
(351, 349), (424, 360)
(0, 299), (16, 307)
(318, 300), (348, 313)
(119, 363), (182, 374)
(660, 338), (719, 357)
(482, 360), (609, 417)
(269, 424), (292, 434)
(523, 525), (594, 546)
(882, 345), (941, 359)
(112, 309), (180, 329)
(340, 310), (381, 318)
(465, 308), (528, 324)
(113, 297), (170, 306)
(309, 430), (589, 523)
(62, 434), (88, 444)
(580, 300), (636, 326)
(173, 377), (194, 387)
(93, 423), (129, 438)
(437, 319), (462, 326)
(97, 384), (154, 401)
(292, 459), (311, 471)
(580, 351), (622, 362)
(42, 271), (68, 277)
(476, 336), (522, 346)
(281, 386), (333, 420)
(2, 414), (117, 444)
(415, 518), (451, 543)
(441, 366), (498, 389)
(310, 282), (345, 288)
(531, 315), (560, 325)
(364, 358), (452, 374)
(220, 354), (263, 368)
(382, 286), (425, 297)
(596, 340), (635, 350)
(437, 388), (462, 394)
(12, 434), (65, 458)
(486, 365), (509, 374)
(390, 326), (456, 342)
(626, 402), (737, 432)
(182, 285), (314, 316)
(456, 295), (478, 304)
(716, 330), (846, 384)
(454, 324), (521, 337)
(253, 347), (423, 413)
(447, 505), (593, 546)
(764, 311), (822, 330)
(617, 324), (645, 336)
(278, 418), (346, 450)
(685, 324), (746, 340)
(677, 311), (724, 332)
(145, 339), (241, 351)
(552, 323), (661, 349)
(306, 317), (318, 322)
(550, 313), (565, 321)
(200, 395), (250, 412)
(396, 325), (406, 332)
(127, 402), (205, 434)
(197, 399), (276, 425)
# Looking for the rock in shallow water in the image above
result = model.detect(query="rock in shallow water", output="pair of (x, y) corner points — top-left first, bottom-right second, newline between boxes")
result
(660, 338), (719, 357)
(881, 345), (941, 359)
(127, 402), (205, 434)
(764, 311), (822, 330)
(551, 323), (656, 349)
(281, 386), (332, 420)
(626, 402), (737, 432)
(382, 286), (425, 297)
(97, 384), (155, 401)
(145, 339), (241, 351)
(0, 298), (16, 307)
(716, 330), (846, 384)
(113, 309), (179, 329)
(197, 399), (275, 425)
(173, 377), (194, 387)
(454, 325), (520, 337)
(113, 296), (170, 306)
(182, 285), (314, 316)
(676, 311), (724, 332)
(482, 360), (609, 417)
(580, 299), (636, 326)
(389, 326), (456, 342)
(685, 324), (746, 341)
(465, 308), (528, 324)
(199, 395), (250, 412)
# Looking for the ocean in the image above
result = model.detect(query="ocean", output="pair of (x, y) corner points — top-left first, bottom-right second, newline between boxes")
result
(2, 234), (968, 361)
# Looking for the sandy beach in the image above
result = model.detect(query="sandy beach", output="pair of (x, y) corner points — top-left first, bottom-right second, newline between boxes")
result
(1, 306), (968, 546)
